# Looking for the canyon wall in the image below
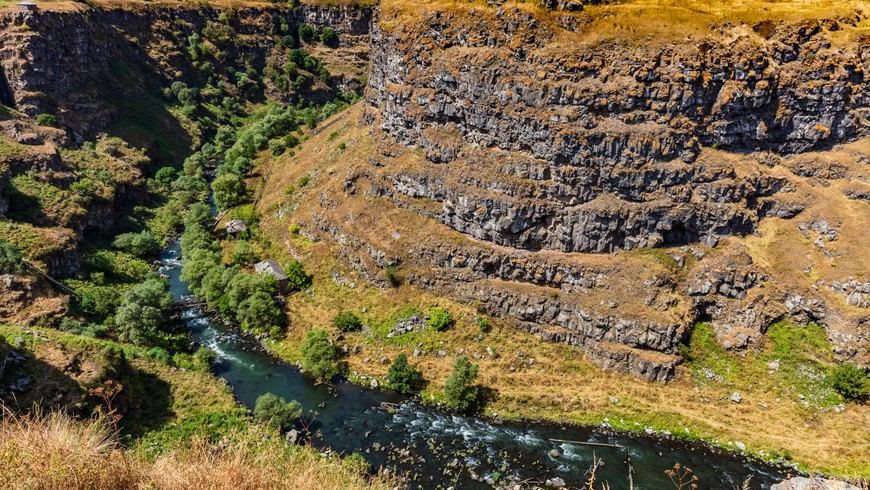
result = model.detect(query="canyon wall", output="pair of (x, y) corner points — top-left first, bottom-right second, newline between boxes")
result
(364, 8), (869, 253)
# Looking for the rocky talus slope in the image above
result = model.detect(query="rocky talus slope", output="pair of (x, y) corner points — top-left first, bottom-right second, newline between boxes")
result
(256, 3), (870, 380)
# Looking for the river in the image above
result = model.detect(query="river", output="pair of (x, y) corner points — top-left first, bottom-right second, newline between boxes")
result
(159, 240), (789, 489)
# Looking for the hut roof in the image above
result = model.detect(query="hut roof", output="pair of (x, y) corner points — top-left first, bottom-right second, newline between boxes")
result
(225, 219), (247, 233)
(254, 260), (287, 280)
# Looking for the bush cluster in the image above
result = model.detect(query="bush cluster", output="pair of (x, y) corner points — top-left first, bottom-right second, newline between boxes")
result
(428, 307), (454, 332)
(112, 230), (161, 257)
(333, 311), (362, 332)
(832, 362), (869, 401)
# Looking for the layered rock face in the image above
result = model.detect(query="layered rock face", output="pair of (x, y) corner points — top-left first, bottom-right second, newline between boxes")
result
(365, 8), (868, 253)
(339, 6), (870, 378)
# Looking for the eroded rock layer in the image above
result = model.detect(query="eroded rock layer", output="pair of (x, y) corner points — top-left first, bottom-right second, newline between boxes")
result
(364, 8), (869, 253)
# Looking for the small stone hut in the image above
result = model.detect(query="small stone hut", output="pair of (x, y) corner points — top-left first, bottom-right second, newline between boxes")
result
(254, 259), (287, 293)
(18, 1), (37, 12)
(225, 219), (247, 235)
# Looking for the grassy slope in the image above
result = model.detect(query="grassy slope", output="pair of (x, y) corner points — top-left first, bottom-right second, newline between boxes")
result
(0, 325), (393, 489)
(247, 104), (870, 478)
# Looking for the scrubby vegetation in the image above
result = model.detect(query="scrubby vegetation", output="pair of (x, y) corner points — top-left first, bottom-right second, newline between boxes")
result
(333, 310), (362, 332)
(427, 306), (454, 332)
(0, 241), (23, 274)
(832, 362), (870, 401)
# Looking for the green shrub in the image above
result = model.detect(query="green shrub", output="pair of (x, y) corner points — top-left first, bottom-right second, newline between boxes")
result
(475, 316), (491, 334)
(70, 178), (98, 197)
(76, 284), (121, 317)
(231, 240), (257, 265)
(297, 175), (311, 187)
(144, 346), (172, 365)
(298, 23), (314, 42)
(0, 241), (23, 274)
(154, 167), (177, 187)
(254, 392), (302, 430)
(193, 346), (216, 370)
(35, 113), (59, 127)
(428, 307), (454, 332)
(387, 353), (423, 395)
(443, 356), (479, 413)
(333, 311), (362, 333)
(299, 329), (338, 382)
(320, 27), (337, 45)
(832, 362), (870, 401)
(112, 230), (161, 257)
(285, 259), (312, 292)
(384, 266), (398, 287)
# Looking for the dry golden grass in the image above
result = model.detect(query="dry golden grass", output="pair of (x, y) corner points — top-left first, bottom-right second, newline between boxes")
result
(378, 0), (870, 44)
(0, 407), (394, 490)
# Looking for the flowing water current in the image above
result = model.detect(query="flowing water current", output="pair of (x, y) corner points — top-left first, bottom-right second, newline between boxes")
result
(159, 241), (789, 489)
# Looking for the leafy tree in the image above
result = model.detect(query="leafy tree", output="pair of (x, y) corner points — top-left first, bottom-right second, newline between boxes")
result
(184, 202), (213, 230)
(154, 167), (177, 188)
(320, 27), (337, 45)
(428, 307), (454, 332)
(0, 241), (23, 274)
(387, 353), (423, 395)
(180, 225), (216, 256)
(180, 248), (221, 292)
(115, 277), (173, 346)
(443, 356), (479, 413)
(285, 259), (312, 292)
(225, 272), (275, 313)
(254, 393), (302, 430)
(298, 23), (314, 42)
(299, 329), (338, 381)
(112, 230), (161, 257)
(332, 311), (362, 332)
(237, 290), (283, 333)
(832, 362), (869, 401)
(200, 264), (237, 309)
(212, 173), (245, 211)
(172, 174), (208, 204)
